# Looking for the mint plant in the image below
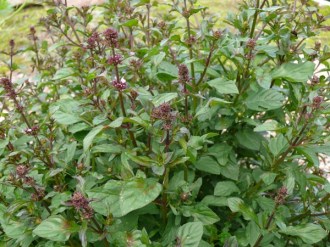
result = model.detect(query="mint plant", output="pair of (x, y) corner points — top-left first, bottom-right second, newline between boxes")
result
(0, 0), (329, 246)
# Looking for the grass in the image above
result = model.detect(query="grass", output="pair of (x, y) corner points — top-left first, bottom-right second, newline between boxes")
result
(316, 5), (330, 45)
(0, 6), (45, 74)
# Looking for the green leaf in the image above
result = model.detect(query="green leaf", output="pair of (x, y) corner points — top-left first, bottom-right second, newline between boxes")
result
(207, 78), (239, 94)
(91, 144), (122, 154)
(65, 141), (76, 163)
(221, 163), (239, 181)
(223, 236), (238, 247)
(280, 223), (327, 244)
(324, 183), (330, 193)
(256, 196), (275, 212)
(152, 52), (166, 66)
(268, 134), (289, 157)
(83, 125), (104, 151)
(53, 67), (74, 80)
(156, 61), (178, 81)
(1, 220), (26, 240)
(177, 222), (203, 247)
(246, 221), (260, 246)
(245, 89), (284, 111)
(214, 181), (240, 197)
(88, 178), (162, 217)
(194, 156), (221, 175)
(33, 216), (77, 242)
(152, 93), (178, 107)
(201, 196), (228, 207)
(235, 128), (264, 151)
(52, 111), (81, 125)
(254, 120), (279, 132)
(271, 62), (315, 82)
(191, 205), (220, 225)
(260, 172), (277, 185)
(122, 19), (138, 27)
(108, 117), (124, 128)
(227, 197), (244, 212)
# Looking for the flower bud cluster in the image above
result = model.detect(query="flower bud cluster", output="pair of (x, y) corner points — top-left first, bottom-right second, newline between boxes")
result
(213, 30), (223, 39)
(103, 28), (118, 47)
(67, 192), (94, 219)
(0, 77), (17, 99)
(112, 78), (127, 91)
(14, 164), (36, 187)
(31, 188), (46, 201)
(151, 103), (176, 130)
(246, 38), (256, 50)
(25, 125), (39, 136)
(108, 54), (123, 66)
(30, 26), (38, 41)
(87, 32), (100, 49)
(275, 186), (287, 205)
(312, 96), (323, 109)
(178, 64), (190, 84)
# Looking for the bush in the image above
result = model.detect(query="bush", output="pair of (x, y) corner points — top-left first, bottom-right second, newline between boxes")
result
(0, 0), (329, 246)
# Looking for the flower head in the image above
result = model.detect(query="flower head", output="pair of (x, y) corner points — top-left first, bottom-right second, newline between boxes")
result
(213, 30), (223, 39)
(314, 40), (321, 51)
(108, 54), (123, 66)
(0, 77), (16, 99)
(246, 39), (256, 50)
(311, 75), (319, 85)
(31, 188), (45, 201)
(9, 39), (15, 48)
(178, 64), (190, 84)
(67, 192), (94, 219)
(103, 28), (118, 47)
(87, 32), (100, 49)
(275, 186), (288, 205)
(25, 125), (39, 136)
(151, 103), (176, 130)
(312, 96), (323, 109)
(16, 165), (29, 178)
(112, 78), (127, 91)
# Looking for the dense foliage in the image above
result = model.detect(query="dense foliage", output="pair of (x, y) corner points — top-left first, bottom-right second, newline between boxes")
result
(0, 0), (329, 246)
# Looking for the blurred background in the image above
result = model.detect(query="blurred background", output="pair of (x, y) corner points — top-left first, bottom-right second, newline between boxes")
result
(0, 0), (329, 75)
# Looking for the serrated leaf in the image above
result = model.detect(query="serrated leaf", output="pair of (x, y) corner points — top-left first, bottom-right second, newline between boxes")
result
(108, 117), (124, 128)
(256, 196), (275, 212)
(271, 62), (315, 82)
(246, 222), (260, 246)
(269, 134), (289, 157)
(260, 172), (277, 185)
(214, 181), (240, 196)
(52, 111), (81, 125)
(33, 216), (77, 242)
(245, 89), (284, 111)
(83, 125), (104, 151)
(221, 163), (239, 181)
(254, 120), (279, 132)
(177, 222), (203, 247)
(65, 141), (76, 163)
(91, 144), (122, 154)
(280, 223), (327, 244)
(153, 52), (166, 66)
(194, 156), (221, 175)
(88, 178), (162, 217)
(53, 67), (74, 80)
(191, 205), (220, 225)
(152, 93), (178, 107)
(227, 197), (244, 212)
(236, 128), (264, 151)
(122, 19), (138, 27)
(207, 78), (239, 94)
